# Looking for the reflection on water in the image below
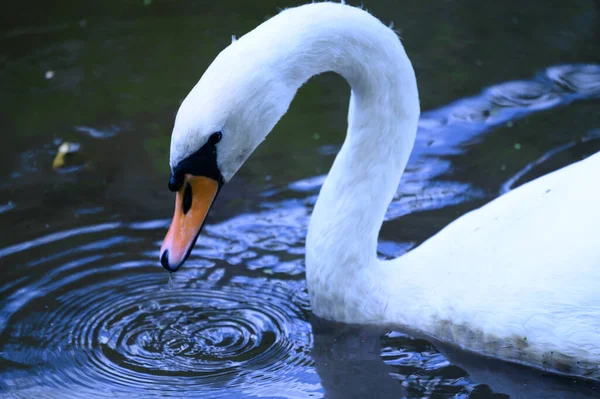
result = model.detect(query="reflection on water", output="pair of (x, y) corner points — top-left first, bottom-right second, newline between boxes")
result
(1, 62), (599, 398)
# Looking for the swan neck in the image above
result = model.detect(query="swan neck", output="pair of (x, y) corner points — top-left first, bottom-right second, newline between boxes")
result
(286, 21), (419, 251)
(262, 5), (421, 320)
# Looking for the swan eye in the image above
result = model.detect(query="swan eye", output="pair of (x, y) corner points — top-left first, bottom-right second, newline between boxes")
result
(182, 182), (193, 214)
(209, 132), (222, 144)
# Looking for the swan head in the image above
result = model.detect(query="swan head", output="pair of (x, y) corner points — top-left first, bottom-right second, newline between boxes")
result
(159, 40), (296, 271)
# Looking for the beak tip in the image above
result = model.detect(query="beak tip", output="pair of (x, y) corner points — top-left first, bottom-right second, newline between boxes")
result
(160, 249), (181, 272)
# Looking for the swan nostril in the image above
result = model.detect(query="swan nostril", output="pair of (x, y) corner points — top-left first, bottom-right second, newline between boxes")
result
(182, 182), (192, 215)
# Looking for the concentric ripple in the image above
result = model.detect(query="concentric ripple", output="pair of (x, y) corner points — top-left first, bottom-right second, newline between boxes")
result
(0, 222), (314, 398)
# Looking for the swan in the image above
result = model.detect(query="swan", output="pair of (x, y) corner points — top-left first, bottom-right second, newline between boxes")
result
(159, 2), (600, 380)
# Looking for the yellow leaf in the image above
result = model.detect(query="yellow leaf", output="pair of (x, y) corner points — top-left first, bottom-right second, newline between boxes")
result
(52, 142), (77, 170)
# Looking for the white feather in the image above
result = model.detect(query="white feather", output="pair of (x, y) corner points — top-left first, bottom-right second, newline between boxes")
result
(169, 2), (600, 380)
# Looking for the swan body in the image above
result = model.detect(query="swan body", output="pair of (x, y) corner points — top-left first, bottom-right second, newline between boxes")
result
(162, 2), (600, 380)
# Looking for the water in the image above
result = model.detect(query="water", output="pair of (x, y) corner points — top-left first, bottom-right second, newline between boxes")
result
(1, 1), (600, 398)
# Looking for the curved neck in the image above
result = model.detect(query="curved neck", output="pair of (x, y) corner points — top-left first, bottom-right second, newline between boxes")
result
(307, 71), (419, 271)
(252, 6), (420, 290)
(224, 3), (420, 320)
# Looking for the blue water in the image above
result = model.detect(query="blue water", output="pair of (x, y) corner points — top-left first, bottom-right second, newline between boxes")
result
(1, 62), (599, 397)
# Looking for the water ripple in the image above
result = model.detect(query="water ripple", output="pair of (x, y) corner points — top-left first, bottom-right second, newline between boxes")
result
(0, 223), (314, 398)
(544, 64), (600, 96)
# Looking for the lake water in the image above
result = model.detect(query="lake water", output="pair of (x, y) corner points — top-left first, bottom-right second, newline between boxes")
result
(1, 0), (600, 398)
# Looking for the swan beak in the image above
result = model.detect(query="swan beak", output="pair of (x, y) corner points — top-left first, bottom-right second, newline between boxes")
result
(160, 174), (219, 271)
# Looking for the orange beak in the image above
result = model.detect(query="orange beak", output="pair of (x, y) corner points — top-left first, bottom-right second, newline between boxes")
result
(160, 174), (219, 271)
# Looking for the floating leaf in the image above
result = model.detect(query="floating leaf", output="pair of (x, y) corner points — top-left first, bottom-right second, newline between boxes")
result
(514, 143), (522, 150)
(52, 142), (80, 170)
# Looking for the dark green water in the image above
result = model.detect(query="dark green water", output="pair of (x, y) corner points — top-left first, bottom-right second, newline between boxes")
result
(1, 1), (600, 398)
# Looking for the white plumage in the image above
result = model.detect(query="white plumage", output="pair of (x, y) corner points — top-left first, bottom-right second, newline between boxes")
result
(169, 2), (600, 380)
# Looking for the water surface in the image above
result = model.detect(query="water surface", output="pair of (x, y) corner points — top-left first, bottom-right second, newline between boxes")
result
(1, 1), (600, 398)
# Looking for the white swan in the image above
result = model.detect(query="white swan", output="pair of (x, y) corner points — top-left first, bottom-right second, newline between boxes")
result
(159, 2), (600, 380)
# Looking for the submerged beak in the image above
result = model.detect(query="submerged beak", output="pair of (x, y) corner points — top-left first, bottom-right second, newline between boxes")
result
(160, 174), (219, 271)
